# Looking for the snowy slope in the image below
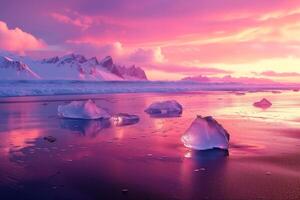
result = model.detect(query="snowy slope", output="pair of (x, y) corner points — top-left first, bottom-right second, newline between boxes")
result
(32, 54), (123, 80)
(100, 56), (147, 80)
(0, 52), (148, 81)
(0, 56), (41, 80)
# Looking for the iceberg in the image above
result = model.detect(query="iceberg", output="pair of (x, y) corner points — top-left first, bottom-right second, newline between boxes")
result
(111, 113), (139, 126)
(253, 98), (272, 109)
(58, 99), (111, 119)
(181, 115), (230, 150)
(145, 100), (183, 116)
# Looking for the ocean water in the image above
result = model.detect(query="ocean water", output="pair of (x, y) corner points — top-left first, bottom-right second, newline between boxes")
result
(0, 80), (298, 97)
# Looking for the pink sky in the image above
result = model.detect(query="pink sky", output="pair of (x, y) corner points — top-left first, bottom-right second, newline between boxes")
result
(1, 0), (300, 82)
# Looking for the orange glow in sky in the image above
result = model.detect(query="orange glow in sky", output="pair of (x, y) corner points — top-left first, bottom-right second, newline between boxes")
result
(1, 0), (300, 82)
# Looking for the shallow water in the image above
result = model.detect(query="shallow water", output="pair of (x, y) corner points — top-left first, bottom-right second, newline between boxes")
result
(0, 91), (300, 200)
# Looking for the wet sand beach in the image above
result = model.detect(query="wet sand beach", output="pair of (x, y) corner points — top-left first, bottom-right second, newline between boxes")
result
(0, 91), (300, 200)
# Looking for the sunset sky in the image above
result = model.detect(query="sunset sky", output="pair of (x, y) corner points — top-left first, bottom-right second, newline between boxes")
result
(1, 0), (300, 82)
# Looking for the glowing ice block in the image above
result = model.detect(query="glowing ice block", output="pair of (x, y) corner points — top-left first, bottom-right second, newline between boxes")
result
(181, 115), (230, 150)
(111, 113), (139, 126)
(58, 99), (111, 119)
(145, 100), (183, 115)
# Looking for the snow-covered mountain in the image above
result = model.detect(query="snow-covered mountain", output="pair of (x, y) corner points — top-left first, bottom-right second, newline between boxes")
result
(0, 56), (41, 80)
(0, 52), (148, 81)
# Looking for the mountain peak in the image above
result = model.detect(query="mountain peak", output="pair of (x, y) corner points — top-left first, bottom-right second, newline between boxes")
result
(59, 53), (87, 64)
(0, 51), (148, 81)
(0, 55), (40, 79)
(100, 56), (113, 68)
(42, 56), (59, 64)
(0, 56), (28, 71)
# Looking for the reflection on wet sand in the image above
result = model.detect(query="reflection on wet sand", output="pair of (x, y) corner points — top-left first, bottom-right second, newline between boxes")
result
(60, 119), (111, 137)
(147, 113), (182, 118)
(184, 149), (229, 159)
(181, 149), (229, 199)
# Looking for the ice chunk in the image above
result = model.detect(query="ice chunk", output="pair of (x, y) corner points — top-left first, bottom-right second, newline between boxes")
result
(181, 115), (230, 150)
(58, 99), (111, 119)
(145, 100), (183, 116)
(235, 92), (245, 96)
(271, 91), (281, 94)
(253, 98), (272, 109)
(111, 113), (139, 126)
(44, 136), (56, 143)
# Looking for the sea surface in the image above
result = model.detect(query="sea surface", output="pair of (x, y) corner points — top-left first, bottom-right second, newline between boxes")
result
(0, 91), (300, 199)
(0, 80), (298, 97)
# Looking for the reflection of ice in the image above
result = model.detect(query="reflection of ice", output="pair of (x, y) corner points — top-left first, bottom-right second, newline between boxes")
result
(181, 116), (230, 150)
(60, 119), (111, 137)
(58, 99), (111, 119)
(111, 113), (139, 126)
(145, 100), (183, 117)
(185, 149), (229, 161)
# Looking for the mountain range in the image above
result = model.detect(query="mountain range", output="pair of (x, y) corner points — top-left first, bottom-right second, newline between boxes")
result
(0, 51), (148, 81)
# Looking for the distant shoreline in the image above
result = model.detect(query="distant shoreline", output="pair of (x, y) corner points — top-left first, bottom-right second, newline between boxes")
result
(0, 80), (299, 98)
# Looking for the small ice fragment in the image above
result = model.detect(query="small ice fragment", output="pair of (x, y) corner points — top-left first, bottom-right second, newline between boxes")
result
(194, 168), (206, 172)
(111, 113), (139, 126)
(145, 100), (183, 116)
(235, 92), (245, 96)
(253, 98), (272, 109)
(181, 116), (230, 150)
(271, 91), (281, 94)
(121, 189), (129, 194)
(58, 99), (111, 119)
(265, 171), (272, 175)
(44, 136), (57, 143)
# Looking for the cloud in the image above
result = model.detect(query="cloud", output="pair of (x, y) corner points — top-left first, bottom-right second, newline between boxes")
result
(163, 40), (300, 65)
(65, 39), (165, 64)
(128, 47), (165, 63)
(0, 20), (46, 53)
(50, 11), (93, 30)
(260, 70), (300, 77)
(146, 64), (232, 76)
(182, 75), (275, 84)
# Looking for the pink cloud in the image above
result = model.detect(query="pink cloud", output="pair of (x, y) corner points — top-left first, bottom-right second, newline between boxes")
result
(147, 64), (232, 76)
(163, 40), (300, 64)
(128, 48), (164, 63)
(182, 75), (276, 84)
(65, 40), (165, 65)
(260, 71), (300, 77)
(50, 11), (93, 30)
(0, 20), (46, 53)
